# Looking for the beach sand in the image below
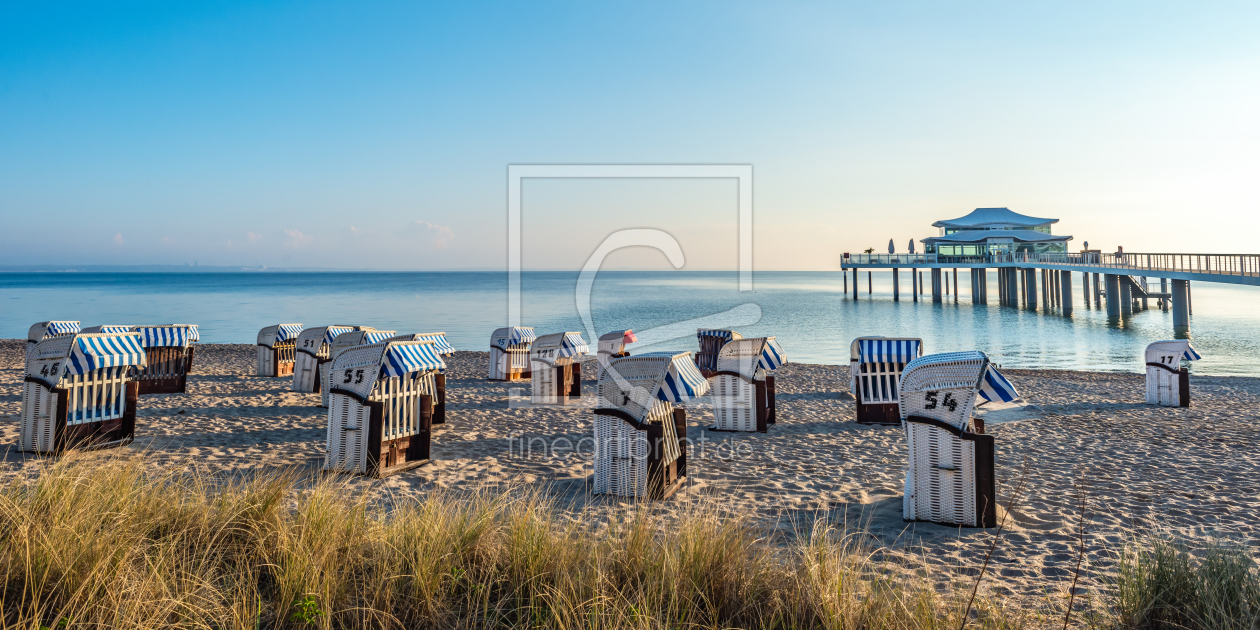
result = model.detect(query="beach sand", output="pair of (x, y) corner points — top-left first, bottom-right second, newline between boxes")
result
(2, 339), (1257, 603)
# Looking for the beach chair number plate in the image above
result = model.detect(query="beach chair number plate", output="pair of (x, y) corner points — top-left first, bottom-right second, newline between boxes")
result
(37, 361), (62, 378)
(343, 369), (366, 384)
(924, 391), (958, 412)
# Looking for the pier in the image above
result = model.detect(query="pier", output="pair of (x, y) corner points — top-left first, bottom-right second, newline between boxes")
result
(840, 252), (1260, 335)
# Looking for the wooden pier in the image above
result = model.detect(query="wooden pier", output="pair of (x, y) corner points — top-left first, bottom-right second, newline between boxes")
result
(840, 252), (1260, 335)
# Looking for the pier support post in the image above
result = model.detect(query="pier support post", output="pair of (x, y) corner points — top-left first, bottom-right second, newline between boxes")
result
(1027, 268), (1038, 309)
(970, 269), (978, 304)
(953, 269), (959, 303)
(1171, 279), (1190, 335)
(1093, 273), (1102, 309)
(893, 269), (900, 301)
(919, 271), (925, 296)
(1160, 277), (1168, 311)
(931, 268), (942, 303)
(912, 268), (918, 302)
(868, 272), (872, 295)
(1006, 268), (1019, 306)
(852, 268), (858, 300)
(844, 272), (847, 296)
(1119, 277), (1132, 317)
(1082, 272), (1090, 308)
(1105, 274), (1121, 320)
(1060, 270), (1073, 315)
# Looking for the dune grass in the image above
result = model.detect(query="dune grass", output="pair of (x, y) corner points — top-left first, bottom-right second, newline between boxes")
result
(0, 456), (1254, 629)
(1113, 533), (1260, 630)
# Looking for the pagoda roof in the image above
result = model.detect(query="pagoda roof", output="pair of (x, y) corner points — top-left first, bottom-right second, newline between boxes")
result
(932, 207), (1058, 229)
(922, 230), (1072, 244)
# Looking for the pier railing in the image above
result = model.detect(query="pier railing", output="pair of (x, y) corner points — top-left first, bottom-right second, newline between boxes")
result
(843, 252), (1260, 278)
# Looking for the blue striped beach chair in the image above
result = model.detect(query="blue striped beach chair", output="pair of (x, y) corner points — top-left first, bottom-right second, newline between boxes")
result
(898, 351), (1018, 528)
(20, 331), (147, 454)
(320, 329), (397, 407)
(292, 325), (371, 393)
(593, 351), (709, 499)
(490, 326), (536, 381)
(1145, 340), (1202, 407)
(530, 332), (591, 404)
(709, 336), (787, 432)
(256, 324), (303, 377)
(390, 333), (455, 423)
(130, 325), (199, 395)
(850, 337), (924, 425)
(323, 340), (446, 478)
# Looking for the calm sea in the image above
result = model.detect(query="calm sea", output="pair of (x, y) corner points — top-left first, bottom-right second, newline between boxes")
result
(3, 271), (1258, 375)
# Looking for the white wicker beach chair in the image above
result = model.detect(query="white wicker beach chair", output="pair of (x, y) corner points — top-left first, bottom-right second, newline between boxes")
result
(489, 327), (535, 381)
(323, 340), (445, 478)
(695, 328), (742, 375)
(130, 325), (198, 395)
(27, 321), (80, 361)
(530, 332), (591, 404)
(709, 336), (786, 432)
(320, 329), (397, 407)
(850, 337), (924, 425)
(20, 332), (147, 454)
(593, 351), (709, 499)
(898, 351), (1017, 528)
(292, 325), (370, 393)
(597, 330), (637, 379)
(389, 333), (455, 424)
(1145, 340), (1201, 407)
(256, 324), (303, 377)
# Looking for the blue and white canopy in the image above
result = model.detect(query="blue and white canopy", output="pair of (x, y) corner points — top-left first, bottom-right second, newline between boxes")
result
(414, 332), (455, 355)
(977, 365), (1019, 403)
(136, 325), (195, 348)
(559, 333), (589, 358)
(697, 329), (737, 342)
(187, 325), (200, 342)
(85, 325), (134, 335)
(508, 327), (536, 345)
(636, 352), (711, 403)
(1182, 344), (1202, 361)
(323, 326), (358, 345)
(363, 331), (397, 345)
(758, 338), (787, 371)
(380, 342), (446, 379)
(67, 333), (147, 375)
(276, 324), (303, 343)
(44, 321), (81, 337)
(858, 338), (922, 364)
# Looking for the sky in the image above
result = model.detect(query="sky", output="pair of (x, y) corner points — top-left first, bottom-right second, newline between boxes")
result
(2, 0), (1258, 271)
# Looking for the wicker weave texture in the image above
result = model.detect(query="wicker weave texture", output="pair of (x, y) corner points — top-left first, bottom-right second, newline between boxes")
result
(904, 422), (978, 526)
(293, 350), (321, 392)
(325, 393), (370, 474)
(597, 354), (672, 421)
(19, 381), (56, 453)
(1145, 343), (1185, 406)
(711, 338), (766, 431)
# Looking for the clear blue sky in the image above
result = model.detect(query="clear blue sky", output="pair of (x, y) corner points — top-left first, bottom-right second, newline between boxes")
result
(2, 1), (1257, 270)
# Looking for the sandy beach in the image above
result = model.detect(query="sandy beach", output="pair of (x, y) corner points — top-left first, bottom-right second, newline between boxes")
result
(2, 339), (1257, 603)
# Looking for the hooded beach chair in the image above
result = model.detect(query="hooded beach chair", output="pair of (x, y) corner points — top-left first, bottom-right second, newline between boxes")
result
(695, 328), (742, 376)
(292, 325), (370, 393)
(1145, 340), (1201, 407)
(530, 332), (591, 404)
(80, 325), (134, 334)
(20, 332), (147, 454)
(489, 326), (536, 381)
(256, 324), (303, 377)
(850, 337), (924, 425)
(898, 351), (1018, 528)
(709, 336), (787, 433)
(597, 330), (637, 379)
(27, 321), (81, 361)
(129, 325), (199, 395)
(389, 333), (455, 424)
(593, 351), (708, 499)
(323, 340), (445, 478)
(320, 329), (397, 407)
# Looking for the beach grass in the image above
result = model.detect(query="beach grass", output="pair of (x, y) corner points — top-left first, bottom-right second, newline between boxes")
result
(0, 455), (1254, 629)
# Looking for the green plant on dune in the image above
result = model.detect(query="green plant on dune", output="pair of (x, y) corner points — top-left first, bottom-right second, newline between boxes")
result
(1112, 533), (1259, 629)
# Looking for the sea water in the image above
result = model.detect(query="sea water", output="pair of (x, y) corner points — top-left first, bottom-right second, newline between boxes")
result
(2, 271), (1257, 375)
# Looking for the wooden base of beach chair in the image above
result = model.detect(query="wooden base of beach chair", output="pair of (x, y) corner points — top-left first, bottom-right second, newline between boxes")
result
(40, 382), (138, 454)
(855, 402), (901, 425)
(709, 373), (770, 433)
(366, 395), (432, 478)
(903, 415), (996, 528)
(432, 374), (447, 424)
(765, 375), (776, 425)
(593, 408), (688, 499)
